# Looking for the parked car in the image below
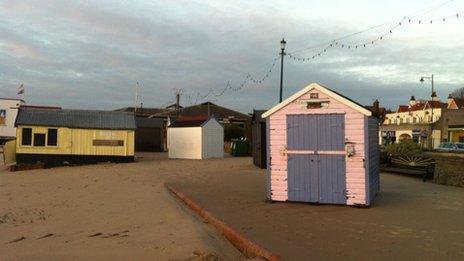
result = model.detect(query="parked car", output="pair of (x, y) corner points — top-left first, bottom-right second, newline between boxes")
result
(436, 142), (464, 152)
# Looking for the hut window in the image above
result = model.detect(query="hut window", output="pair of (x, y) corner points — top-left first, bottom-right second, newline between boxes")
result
(21, 128), (32, 145)
(92, 140), (124, 146)
(47, 129), (58, 146)
(33, 133), (46, 147)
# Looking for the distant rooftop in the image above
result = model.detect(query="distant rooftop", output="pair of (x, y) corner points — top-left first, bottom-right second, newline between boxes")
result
(152, 102), (250, 122)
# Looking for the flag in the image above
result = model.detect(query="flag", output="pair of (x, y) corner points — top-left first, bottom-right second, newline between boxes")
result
(17, 83), (24, 95)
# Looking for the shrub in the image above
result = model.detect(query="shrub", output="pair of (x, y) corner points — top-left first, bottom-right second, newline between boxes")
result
(224, 124), (244, 141)
(384, 140), (423, 157)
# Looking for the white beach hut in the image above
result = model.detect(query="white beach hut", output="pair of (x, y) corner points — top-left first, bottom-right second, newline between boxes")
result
(168, 117), (224, 159)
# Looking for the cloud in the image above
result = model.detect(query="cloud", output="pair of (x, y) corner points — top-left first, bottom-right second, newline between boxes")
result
(0, 0), (462, 113)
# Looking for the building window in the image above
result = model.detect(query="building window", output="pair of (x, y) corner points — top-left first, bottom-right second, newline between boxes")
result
(388, 119), (391, 124)
(33, 133), (46, 147)
(400, 118), (403, 124)
(406, 118), (410, 123)
(47, 129), (58, 146)
(413, 117), (417, 123)
(21, 128), (32, 145)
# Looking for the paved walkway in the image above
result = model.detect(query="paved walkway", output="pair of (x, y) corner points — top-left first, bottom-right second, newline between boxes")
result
(170, 158), (464, 261)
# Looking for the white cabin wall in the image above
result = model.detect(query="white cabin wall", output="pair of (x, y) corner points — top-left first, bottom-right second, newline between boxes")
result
(0, 99), (24, 140)
(202, 119), (224, 159)
(168, 127), (202, 159)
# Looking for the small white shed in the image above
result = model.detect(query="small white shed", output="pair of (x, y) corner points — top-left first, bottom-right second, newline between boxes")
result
(168, 117), (224, 159)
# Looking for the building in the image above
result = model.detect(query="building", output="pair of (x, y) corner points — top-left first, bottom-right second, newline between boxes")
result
(135, 117), (165, 152)
(0, 98), (25, 143)
(444, 96), (464, 142)
(15, 108), (135, 166)
(447, 95), (464, 109)
(251, 110), (267, 169)
(380, 93), (464, 148)
(151, 102), (251, 128)
(263, 83), (379, 206)
(114, 105), (176, 152)
(364, 99), (390, 123)
(114, 105), (177, 117)
(167, 117), (223, 159)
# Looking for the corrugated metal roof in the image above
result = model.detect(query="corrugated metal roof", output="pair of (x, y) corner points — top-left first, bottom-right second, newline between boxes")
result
(15, 108), (136, 130)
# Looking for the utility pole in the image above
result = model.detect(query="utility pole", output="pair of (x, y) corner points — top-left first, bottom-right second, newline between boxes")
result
(175, 92), (180, 110)
(174, 89), (182, 117)
(420, 74), (435, 149)
(134, 81), (140, 115)
(279, 38), (286, 103)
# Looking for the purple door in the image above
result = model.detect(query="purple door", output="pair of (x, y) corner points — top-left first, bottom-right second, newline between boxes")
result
(287, 114), (346, 204)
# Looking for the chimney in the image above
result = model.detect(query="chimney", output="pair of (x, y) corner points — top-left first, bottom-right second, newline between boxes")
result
(447, 94), (453, 103)
(431, 91), (439, 101)
(409, 95), (416, 107)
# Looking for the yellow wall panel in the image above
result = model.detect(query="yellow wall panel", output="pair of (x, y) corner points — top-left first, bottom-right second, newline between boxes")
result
(16, 126), (134, 156)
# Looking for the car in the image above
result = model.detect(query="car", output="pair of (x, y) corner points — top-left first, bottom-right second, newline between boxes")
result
(436, 142), (464, 152)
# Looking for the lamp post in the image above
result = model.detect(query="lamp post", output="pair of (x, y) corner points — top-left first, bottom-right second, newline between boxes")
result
(420, 74), (435, 148)
(279, 38), (286, 103)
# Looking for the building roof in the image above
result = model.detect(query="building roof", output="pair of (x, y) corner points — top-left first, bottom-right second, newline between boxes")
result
(262, 83), (372, 118)
(452, 98), (464, 108)
(425, 100), (447, 109)
(114, 107), (169, 117)
(397, 105), (411, 113)
(135, 117), (164, 128)
(168, 117), (215, 128)
(20, 105), (62, 110)
(0, 97), (25, 102)
(152, 102), (250, 122)
(252, 110), (267, 123)
(395, 100), (447, 113)
(16, 108), (136, 130)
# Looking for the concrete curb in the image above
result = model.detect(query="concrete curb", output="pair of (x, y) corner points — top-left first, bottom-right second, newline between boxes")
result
(165, 184), (282, 261)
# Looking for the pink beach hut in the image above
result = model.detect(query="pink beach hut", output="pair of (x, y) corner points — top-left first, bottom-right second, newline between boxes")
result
(262, 83), (379, 206)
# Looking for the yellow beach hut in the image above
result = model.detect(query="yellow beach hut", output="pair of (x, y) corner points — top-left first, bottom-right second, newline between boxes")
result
(15, 108), (135, 166)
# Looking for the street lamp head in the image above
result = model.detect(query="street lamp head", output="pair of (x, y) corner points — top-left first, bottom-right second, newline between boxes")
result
(280, 38), (286, 50)
(420, 77), (425, 83)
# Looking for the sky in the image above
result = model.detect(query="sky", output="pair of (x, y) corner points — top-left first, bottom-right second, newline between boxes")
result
(0, 0), (463, 113)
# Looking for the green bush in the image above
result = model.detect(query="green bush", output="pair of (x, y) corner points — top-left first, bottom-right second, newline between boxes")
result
(384, 140), (423, 157)
(224, 124), (244, 141)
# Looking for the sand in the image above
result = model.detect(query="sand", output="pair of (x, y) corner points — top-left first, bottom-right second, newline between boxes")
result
(1, 153), (463, 260)
(0, 153), (243, 260)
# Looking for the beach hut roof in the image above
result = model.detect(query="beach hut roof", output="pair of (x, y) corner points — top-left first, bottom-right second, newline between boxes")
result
(168, 116), (218, 128)
(262, 83), (372, 118)
(15, 108), (136, 130)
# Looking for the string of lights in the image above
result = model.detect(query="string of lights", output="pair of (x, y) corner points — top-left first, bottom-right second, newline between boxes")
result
(288, 10), (463, 62)
(181, 56), (279, 105)
(288, 0), (457, 55)
(170, 0), (461, 106)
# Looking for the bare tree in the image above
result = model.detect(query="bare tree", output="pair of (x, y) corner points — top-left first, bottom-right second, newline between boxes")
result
(451, 87), (464, 99)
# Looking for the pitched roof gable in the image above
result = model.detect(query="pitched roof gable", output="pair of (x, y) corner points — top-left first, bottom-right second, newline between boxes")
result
(262, 83), (372, 118)
(168, 117), (218, 128)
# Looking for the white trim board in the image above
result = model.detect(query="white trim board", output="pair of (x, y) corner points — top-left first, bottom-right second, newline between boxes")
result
(262, 83), (372, 118)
